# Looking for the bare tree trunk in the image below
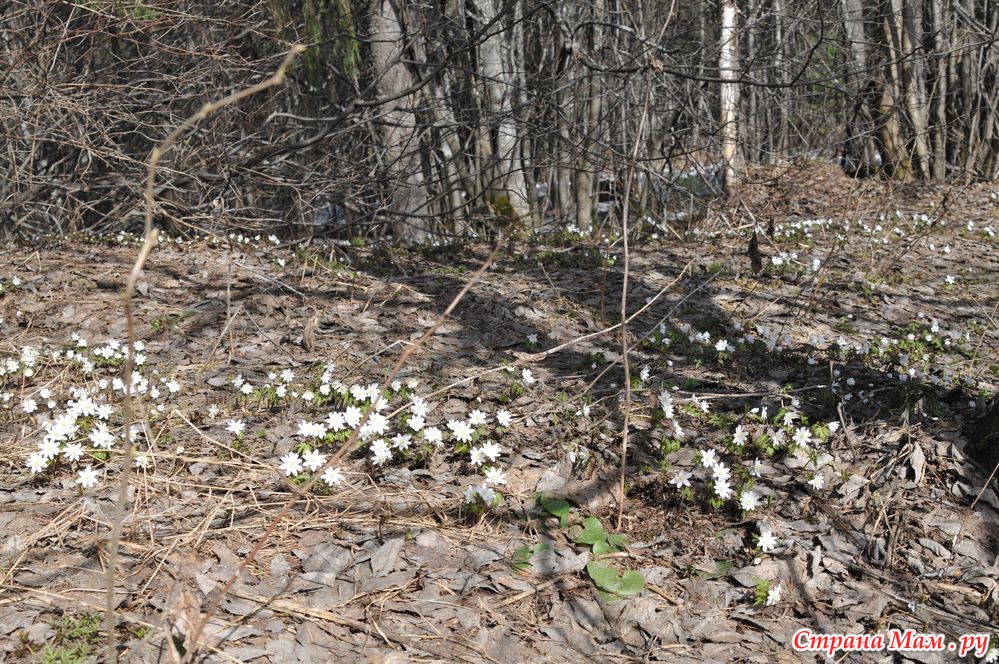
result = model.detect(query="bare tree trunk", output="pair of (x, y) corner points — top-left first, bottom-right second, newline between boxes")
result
(473, 0), (530, 220)
(840, 0), (879, 174)
(573, 0), (606, 234)
(773, 0), (789, 157)
(879, 0), (911, 178)
(899, 0), (930, 177)
(719, 0), (741, 191)
(930, 0), (948, 178)
(744, 0), (758, 163)
(370, 0), (430, 243)
(575, 74), (601, 233)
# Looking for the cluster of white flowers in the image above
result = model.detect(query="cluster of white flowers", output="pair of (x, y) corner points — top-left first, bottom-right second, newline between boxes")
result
(257, 369), (522, 502)
(10, 332), (177, 490)
(668, 395), (842, 512)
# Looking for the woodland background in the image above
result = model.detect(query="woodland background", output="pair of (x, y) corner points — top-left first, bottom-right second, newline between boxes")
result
(3, 0), (998, 241)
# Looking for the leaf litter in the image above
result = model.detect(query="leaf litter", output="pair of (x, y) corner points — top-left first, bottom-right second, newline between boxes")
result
(0, 172), (998, 662)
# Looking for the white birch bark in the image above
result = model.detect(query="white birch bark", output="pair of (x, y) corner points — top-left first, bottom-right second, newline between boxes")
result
(370, 0), (430, 243)
(719, 0), (740, 192)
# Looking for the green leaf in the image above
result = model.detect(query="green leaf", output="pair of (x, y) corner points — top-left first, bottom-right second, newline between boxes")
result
(574, 517), (607, 545)
(693, 559), (732, 580)
(606, 533), (628, 548)
(587, 561), (644, 600)
(512, 541), (550, 570)
(615, 570), (644, 597)
(597, 589), (623, 603)
(592, 540), (615, 556)
(512, 546), (533, 570)
(586, 561), (620, 592)
(539, 495), (571, 519)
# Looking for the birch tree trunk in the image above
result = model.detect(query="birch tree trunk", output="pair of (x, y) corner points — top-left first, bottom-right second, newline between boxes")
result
(719, 0), (741, 192)
(899, 0), (930, 178)
(472, 0), (530, 220)
(930, 0), (948, 179)
(370, 0), (430, 243)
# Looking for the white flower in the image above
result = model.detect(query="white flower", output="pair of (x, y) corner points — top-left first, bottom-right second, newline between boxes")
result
(640, 365), (651, 382)
(239, 383), (253, 395)
(670, 470), (691, 489)
(22, 398), (37, 414)
(712, 462), (731, 482)
(714, 478), (733, 500)
(740, 490), (760, 511)
(391, 433), (412, 450)
(766, 583), (782, 606)
(26, 452), (47, 474)
(207, 404), (220, 418)
(827, 421), (840, 433)
(521, 368), (535, 385)
(945, 275), (956, 285)
(166, 380), (180, 394)
(62, 442), (84, 462)
(302, 449), (327, 472)
(732, 425), (748, 447)
(807, 473), (825, 491)
(479, 440), (502, 463)
(280, 368), (294, 383)
(76, 465), (100, 489)
(715, 339), (734, 353)
(447, 419), (474, 443)
(322, 467), (344, 487)
(982, 647), (997, 663)
(343, 405), (362, 428)
(469, 447), (486, 466)
(793, 426), (812, 447)
(279, 452), (304, 476)
(370, 439), (392, 466)
(758, 525), (778, 553)
(38, 439), (61, 460)
(468, 409), (488, 426)
(360, 412), (389, 439)
(782, 410), (798, 426)
(483, 466), (507, 485)
(325, 411), (347, 431)
(527, 334), (538, 344)
(350, 384), (368, 401)
(89, 425), (116, 450)
(226, 419), (246, 437)
(750, 458), (763, 477)
(134, 454), (150, 469)
(423, 427), (443, 447)
(407, 414), (425, 432)
(700, 449), (718, 468)
(410, 396), (429, 419)
(297, 420), (327, 439)
(464, 484), (497, 505)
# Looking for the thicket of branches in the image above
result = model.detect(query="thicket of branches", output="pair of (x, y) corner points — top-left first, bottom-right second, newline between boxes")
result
(2, 0), (996, 242)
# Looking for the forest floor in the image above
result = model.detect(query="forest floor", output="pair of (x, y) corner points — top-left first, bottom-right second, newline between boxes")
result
(1, 162), (998, 663)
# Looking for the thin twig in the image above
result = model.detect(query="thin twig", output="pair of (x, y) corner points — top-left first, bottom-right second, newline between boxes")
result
(616, 84), (653, 529)
(105, 46), (304, 664)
